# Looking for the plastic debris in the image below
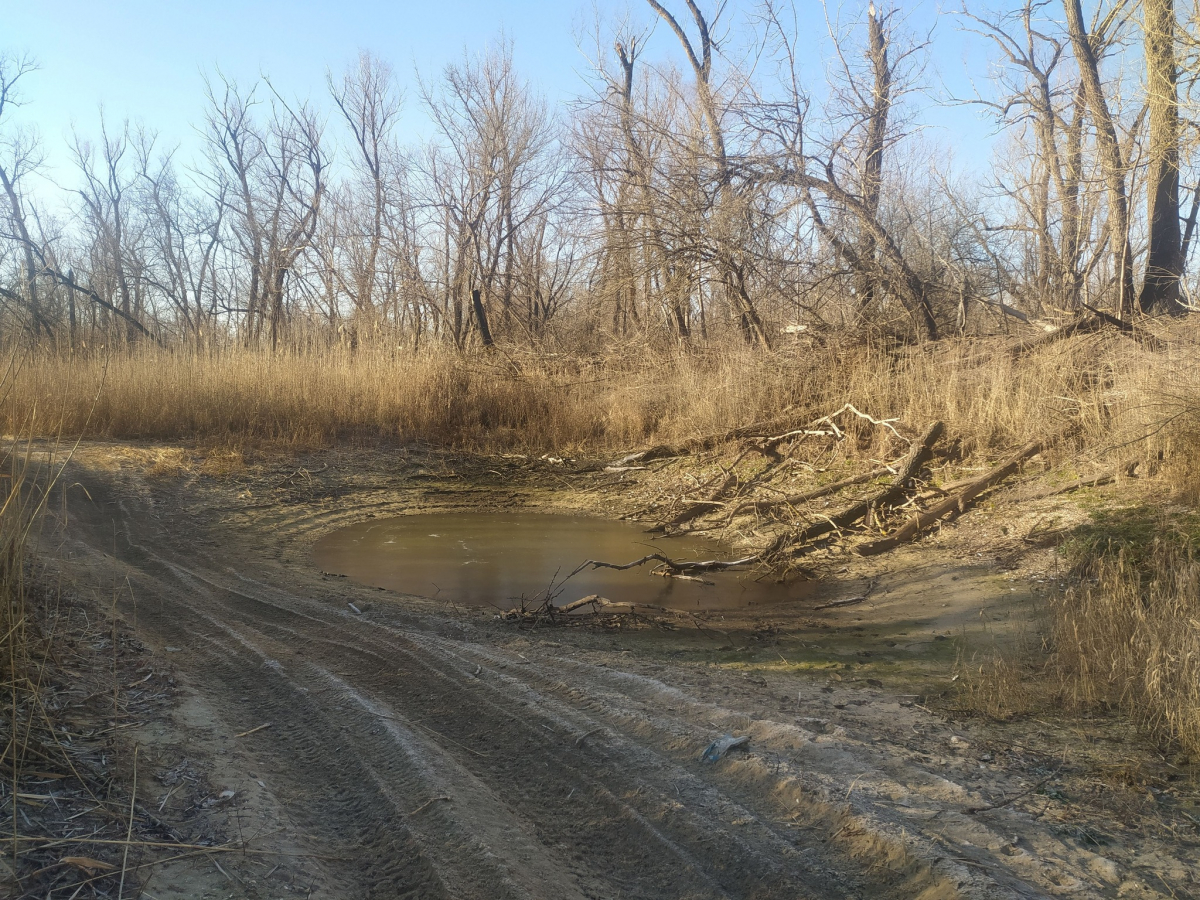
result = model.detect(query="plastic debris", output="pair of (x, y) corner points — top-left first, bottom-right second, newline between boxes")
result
(700, 734), (749, 763)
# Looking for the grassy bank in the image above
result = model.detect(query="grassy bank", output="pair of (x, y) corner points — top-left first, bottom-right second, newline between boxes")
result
(5, 329), (1199, 462)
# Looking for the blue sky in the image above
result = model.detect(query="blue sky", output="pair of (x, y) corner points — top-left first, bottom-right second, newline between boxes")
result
(3, 0), (1000, 186)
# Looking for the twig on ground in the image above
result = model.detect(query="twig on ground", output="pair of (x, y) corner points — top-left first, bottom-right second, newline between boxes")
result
(966, 766), (1063, 814)
(406, 797), (451, 817)
(118, 745), (137, 899)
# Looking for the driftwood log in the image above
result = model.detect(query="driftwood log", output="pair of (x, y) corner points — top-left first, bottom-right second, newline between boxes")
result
(721, 460), (902, 524)
(610, 415), (803, 467)
(569, 552), (759, 578)
(856, 436), (1049, 555)
(762, 420), (944, 558)
(555, 594), (635, 614)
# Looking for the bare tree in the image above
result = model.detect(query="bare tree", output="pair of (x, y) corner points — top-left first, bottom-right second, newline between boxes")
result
(328, 52), (405, 328)
(0, 53), (50, 338)
(72, 116), (149, 341)
(856, 4), (891, 311)
(645, 0), (772, 347)
(577, 19), (708, 342)
(752, 1), (939, 338)
(960, 1), (1100, 313)
(1063, 0), (1136, 318)
(419, 41), (567, 346)
(203, 75), (326, 349)
(135, 135), (225, 341)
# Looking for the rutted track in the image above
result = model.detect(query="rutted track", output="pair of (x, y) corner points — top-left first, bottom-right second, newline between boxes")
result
(47, 448), (1156, 899)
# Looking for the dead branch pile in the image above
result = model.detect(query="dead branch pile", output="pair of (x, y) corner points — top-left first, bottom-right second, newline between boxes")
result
(856, 436), (1047, 555)
(607, 406), (1076, 575)
(503, 403), (1091, 626)
(761, 420), (944, 559)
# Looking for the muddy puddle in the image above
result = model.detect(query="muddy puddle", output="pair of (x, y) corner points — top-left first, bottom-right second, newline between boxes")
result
(312, 512), (815, 610)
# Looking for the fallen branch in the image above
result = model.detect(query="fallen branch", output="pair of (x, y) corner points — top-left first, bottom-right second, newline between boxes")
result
(722, 461), (900, 524)
(569, 552), (759, 578)
(611, 404), (909, 468)
(762, 420), (944, 558)
(505, 594), (714, 621)
(555, 594), (635, 614)
(234, 723), (273, 738)
(813, 596), (867, 611)
(1024, 460), (1136, 500)
(610, 416), (798, 466)
(1009, 314), (1110, 356)
(1010, 307), (1160, 357)
(753, 428), (838, 454)
(649, 499), (723, 531)
(651, 448), (756, 530)
(1079, 303), (1163, 351)
(813, 578), (878, 611)
(810, 404), (905, 441)
(857, 436), (1050, 555)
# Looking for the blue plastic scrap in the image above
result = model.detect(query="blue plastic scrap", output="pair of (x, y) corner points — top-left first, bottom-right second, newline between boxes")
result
(700, 734), (750, 763)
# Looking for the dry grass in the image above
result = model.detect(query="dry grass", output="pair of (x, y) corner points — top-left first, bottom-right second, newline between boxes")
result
(1, 371), (57, 880)
(6, 327), (1199, 464)
(1, 378), (49, 762)
(1051, 541), (1200, 757)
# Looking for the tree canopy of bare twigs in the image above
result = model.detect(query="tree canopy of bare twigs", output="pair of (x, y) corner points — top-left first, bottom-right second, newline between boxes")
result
(0, 1), (1196, 350)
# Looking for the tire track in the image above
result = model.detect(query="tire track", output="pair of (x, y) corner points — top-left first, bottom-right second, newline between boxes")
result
(52, 455), (1104, 900)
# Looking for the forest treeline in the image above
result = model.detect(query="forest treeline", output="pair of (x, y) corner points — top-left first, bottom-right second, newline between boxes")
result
(0, 0), (1195, 352)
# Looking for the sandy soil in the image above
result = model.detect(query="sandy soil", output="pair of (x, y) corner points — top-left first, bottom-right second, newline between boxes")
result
(31, 442), (1200, 899)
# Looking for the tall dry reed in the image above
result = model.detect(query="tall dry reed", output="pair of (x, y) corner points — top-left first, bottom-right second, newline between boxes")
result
(1052, 543), (1200, 755)
(0, 356), (63, 869)
(3, 331), (1192, 461)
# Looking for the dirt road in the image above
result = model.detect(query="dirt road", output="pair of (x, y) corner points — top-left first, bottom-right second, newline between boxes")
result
(43, 445), (1194, 899)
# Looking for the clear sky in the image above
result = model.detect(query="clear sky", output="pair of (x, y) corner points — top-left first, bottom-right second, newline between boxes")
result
(3, 0), (1000, 188)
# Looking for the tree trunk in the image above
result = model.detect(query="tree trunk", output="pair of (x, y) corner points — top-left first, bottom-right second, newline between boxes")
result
(0, 163), (44, 338)
(1061, 85), (1085, 308)
(856, 6), (890, 312)
(471, 288), (494, 347)
(1139, 0), (1184, 314)
(1063, 0), (1136, 319)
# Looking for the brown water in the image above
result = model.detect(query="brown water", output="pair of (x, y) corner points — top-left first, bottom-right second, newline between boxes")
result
(311, 512), (813, 611)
